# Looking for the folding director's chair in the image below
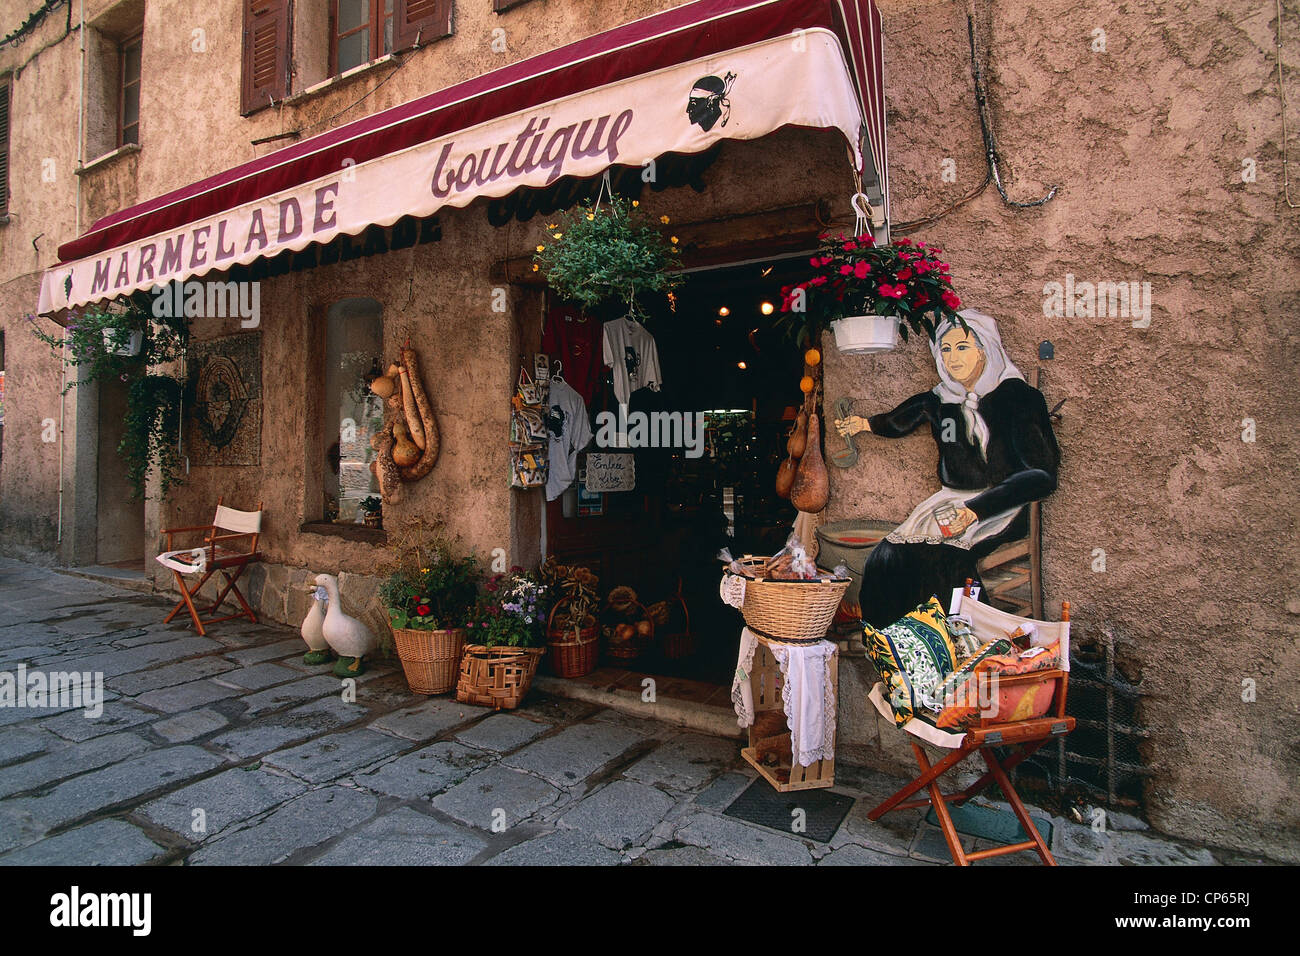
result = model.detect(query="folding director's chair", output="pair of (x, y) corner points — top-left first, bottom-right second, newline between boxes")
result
(156, 497), (264, 637)
(867, 584), (1073, 865)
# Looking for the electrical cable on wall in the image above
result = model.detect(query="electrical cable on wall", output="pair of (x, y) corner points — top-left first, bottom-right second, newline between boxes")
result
(0, 0), (66, 48)
(1277, 0), (1298, 208)
(893, 9), (1059, 234)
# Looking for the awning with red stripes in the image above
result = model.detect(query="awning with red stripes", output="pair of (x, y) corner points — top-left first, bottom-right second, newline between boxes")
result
(40, 0), (887, 313)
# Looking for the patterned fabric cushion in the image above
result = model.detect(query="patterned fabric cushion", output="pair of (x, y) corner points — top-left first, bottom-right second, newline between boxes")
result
(862, 597), (957, 727)
(933, 638), (1063, 729)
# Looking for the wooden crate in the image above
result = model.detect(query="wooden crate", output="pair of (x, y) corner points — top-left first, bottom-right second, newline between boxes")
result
(740, 638), (838, 792)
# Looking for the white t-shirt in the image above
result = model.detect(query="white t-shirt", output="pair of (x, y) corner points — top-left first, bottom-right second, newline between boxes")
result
(545, 378), (593, 501)
(602, 317), (663, 407)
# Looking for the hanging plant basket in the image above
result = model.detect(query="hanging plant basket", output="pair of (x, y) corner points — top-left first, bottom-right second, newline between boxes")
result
(831, 315), (899, 355)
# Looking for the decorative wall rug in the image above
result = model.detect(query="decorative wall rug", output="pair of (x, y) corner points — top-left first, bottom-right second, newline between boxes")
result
(187, 331), (262, 466)
(724, 777), (854, 844)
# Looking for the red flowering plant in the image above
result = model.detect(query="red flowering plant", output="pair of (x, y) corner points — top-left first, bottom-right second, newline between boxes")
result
(379, 545), (481, 632)
(779, 233), (963, 344)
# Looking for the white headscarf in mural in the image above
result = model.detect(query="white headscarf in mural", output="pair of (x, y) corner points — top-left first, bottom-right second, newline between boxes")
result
(929, 308), (1024, 459)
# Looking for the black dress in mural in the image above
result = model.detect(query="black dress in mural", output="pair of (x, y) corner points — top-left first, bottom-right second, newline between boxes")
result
(839, 311), (1059, 628)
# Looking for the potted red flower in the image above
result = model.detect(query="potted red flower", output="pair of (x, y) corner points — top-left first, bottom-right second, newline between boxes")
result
(780, 233), (963, 354)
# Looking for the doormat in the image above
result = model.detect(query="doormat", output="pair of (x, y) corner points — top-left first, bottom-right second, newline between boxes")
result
(724, 778), (854, 844)
(924, 802), (1053, 845)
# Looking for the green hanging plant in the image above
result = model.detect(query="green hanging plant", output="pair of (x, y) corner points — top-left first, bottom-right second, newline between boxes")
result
(28, 291), (190, 500)
(533, 195), (683, 318)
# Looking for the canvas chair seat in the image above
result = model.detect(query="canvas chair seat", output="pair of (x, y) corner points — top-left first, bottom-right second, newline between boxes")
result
(867, 583), (1074, 866)
(156, 497), (264, 637)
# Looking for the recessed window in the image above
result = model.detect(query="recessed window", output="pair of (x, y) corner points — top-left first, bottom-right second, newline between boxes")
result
(323, 298), (384, 523)
(331, 0), (394, 75)
(119, 32), (142, 147)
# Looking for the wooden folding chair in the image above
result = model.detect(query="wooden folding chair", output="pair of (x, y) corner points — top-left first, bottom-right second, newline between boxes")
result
(866, 584), (1073, 865)
(156, 497), (264, 637)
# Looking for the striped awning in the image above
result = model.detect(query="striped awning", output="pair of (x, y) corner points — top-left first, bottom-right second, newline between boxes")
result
(40, 0), (887, 313)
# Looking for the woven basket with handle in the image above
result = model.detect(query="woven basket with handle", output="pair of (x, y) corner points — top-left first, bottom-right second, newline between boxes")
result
(726, 556), (850, 643)
(456, 644), (545, 710)
(659, 587), (693, 659)
(546, 601), (599, 678)
(391, 626), (464, 695)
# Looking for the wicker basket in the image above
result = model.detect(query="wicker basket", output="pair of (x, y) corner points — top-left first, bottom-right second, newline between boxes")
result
(727, 556), (850, 643)
(456, 644), (545, 710)
(547, 603), (599, 678)
(391, 626), (464, 695)
(659, 590), (693, 659)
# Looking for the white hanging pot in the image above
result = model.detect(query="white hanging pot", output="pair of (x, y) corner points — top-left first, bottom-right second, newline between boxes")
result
(103, 329), (143, 357)
(830, 315), (899, 354)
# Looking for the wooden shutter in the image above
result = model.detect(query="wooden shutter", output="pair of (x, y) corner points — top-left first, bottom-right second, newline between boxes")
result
(241, 0), (290, 115)
(0, 80), (9, 218)
(394, 0), (452, 50)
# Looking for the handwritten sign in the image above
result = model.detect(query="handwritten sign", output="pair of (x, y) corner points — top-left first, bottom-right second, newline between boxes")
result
(584, 453), (635, 492)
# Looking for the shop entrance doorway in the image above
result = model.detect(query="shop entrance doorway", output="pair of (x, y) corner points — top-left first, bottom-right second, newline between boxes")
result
(545, 255), (813, 691)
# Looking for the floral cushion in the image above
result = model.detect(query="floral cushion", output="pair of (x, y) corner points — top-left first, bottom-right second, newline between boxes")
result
(863, 596), (957, 727)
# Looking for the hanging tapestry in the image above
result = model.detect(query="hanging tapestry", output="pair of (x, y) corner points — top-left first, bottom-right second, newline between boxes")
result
(187, 331), (262, 466)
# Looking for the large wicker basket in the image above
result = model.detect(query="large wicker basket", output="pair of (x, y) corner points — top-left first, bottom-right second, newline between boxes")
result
(456, 644), (545, 710)
(727, 556), (850, 643)
(391, 626), (464, 695)
(547, 603), (599, 678)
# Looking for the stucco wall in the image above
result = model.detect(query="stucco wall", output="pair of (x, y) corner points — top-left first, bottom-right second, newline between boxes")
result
(1, 0), (1297, 859)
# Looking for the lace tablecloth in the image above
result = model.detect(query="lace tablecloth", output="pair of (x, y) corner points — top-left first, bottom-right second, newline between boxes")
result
(731, 628), (837, 767)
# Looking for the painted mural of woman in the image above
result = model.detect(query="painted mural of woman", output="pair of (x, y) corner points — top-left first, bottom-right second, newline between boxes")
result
(834, 309), (1059, 628)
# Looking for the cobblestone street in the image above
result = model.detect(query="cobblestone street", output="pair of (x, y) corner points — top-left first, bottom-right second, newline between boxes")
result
(0, 557), (1269, 866)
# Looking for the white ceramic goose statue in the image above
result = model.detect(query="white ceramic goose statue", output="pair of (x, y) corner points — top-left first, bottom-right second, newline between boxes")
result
(314, 573), (378, 677)
(299, 584), (333, 665)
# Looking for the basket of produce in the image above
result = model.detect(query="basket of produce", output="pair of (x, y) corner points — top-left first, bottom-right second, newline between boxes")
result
(604, 586), (653, 659)
(721, 547), (850, 644)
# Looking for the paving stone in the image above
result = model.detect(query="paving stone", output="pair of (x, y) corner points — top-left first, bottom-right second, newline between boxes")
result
(623, 733), (739, 791)
(42, 700), (157, 741)
(135, 679), (241, 714)
(151, 708), (230, 743)
(9, 745), (226, 829)
(137, 765), (308, 842)
(1053, 823), (1216, 866)
(636, 844), (747, 866)
(369, 698), (488, 741)
(453, 714), (550, 753)
(224, 638), (310, 665)
(0, 732), (152, 798)
(484, 827), (623, 866)
(0, 819), (167, 866)
(819, 843), (929, 866)
(310, 807), (489, 866)
(211, 661), (301, 691)
(55, 636), (223, 679)
(559, 780), (675, 849)
(211, 696), (364, 759)
(0, 802), (48, 855)
(502, 722), (643, 789)
(432, 765), (562, 831)
(910, 825), (974, 863)
(189, 786), (378, 865)
(674, 811), (814, 865)
(237, 675), (344, 717)
(263, 728), (408, 783)
(511, 695), (600, 724)
(350, 741), (492, 798)
(111, 627), (195, 648)
(107, 657), (237, 696)
(829, 793), (923, 856)
(0, 728), (50, 767)
(693, 772), (754, 811)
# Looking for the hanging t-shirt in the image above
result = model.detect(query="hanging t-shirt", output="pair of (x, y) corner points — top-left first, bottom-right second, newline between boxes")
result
(544, 378), (593, 501)
(541, 303), (603, 406)
(602, 316), (664, 408)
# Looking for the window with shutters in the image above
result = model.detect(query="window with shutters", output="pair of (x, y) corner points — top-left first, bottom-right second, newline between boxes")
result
(242, 0), (291, 115)
(330, 0), (395, 75)
(0, 78), (9, 219)
(118, 31), (142, 147)
(392, 0), (453, 51)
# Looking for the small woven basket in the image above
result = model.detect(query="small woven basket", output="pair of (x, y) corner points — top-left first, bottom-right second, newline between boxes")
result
(391, 626), (464, 695)
(605, 600), (652, 660)
(456, 644), (545, 710)
(546, 603), (599, 678)
(727, 556), (850, 643)
(659, 590), (693, 659)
